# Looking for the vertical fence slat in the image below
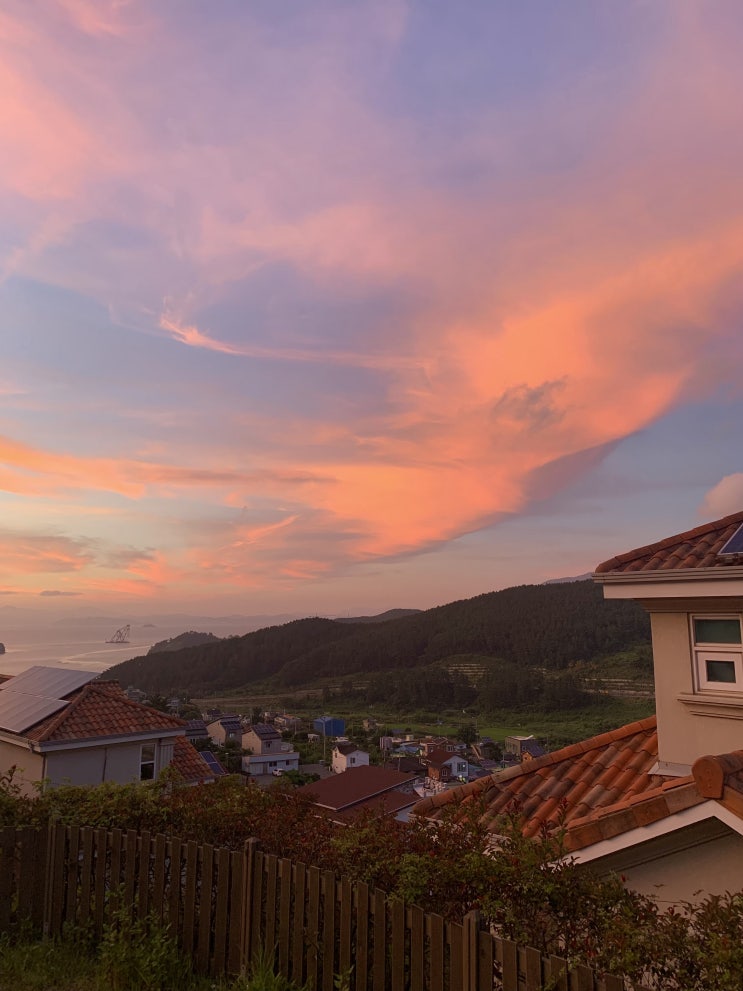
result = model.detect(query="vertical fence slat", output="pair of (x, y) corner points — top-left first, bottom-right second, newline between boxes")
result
(123, 828), (138, 916)
(570, 964), (596, 991)
(228, 849), (245, 976)
(137, 830), (152, 920)
(449, 921), (464, 991)
(182, 840), (199, 958)
(306, 866), (321, 991)
(354, 881), (369, 991)
(250, 850), (265, 967)
(64, 825), (80, 928)
(524, 945), (542, 991)
(322, 871), (336, 991)
(390, 898), (405, 991)
(152, 834), (167, 923)
(30, 827), (48, 931)
(0, 827), (14, 932)
(372, 888), (386, 991)
(278, 858), (293, 978)
(77, 827), (94, 927)
(17, 827), (36, 923)
(339, 877), (352, 982)
(496, 937), (518, 991)
(48, 823), (67, 937)
(241, 838), (259, 973)
(93, 828), (108, 934)
(213, 847), (230, 975)
(265, 854), (278, 954)
(291, 862), (307, 988)
(168, 838), (183, 934)
(428, 913), (445, 991)
(601, 975), (625, 991)
(547, 955), (569, 991)
(197, 842), (214, 974)
(477, 931), (494, 991)
(408, 905), (425, 991)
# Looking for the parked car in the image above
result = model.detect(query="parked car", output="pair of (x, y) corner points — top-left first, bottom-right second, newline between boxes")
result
(271, 768), (284, 776)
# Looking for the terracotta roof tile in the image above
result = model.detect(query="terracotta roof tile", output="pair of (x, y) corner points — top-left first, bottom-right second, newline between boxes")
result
(595, 510), (743, 575)
(170, 736), (214, 784)
(25, 682), (185, 742)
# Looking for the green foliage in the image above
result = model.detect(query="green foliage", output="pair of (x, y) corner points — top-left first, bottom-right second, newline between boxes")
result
(106, 582), (650, 699)
(99, 904), (193, 991)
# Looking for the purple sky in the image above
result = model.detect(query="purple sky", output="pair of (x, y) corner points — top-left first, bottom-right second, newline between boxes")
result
(2, 1), (743, 617)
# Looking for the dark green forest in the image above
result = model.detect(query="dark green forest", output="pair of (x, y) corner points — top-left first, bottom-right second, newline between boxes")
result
(107, 581), (651, 704)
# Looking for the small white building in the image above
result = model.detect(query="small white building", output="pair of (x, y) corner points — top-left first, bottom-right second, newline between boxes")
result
(241, 723), (299, 776)
(332, 741), (370, 774)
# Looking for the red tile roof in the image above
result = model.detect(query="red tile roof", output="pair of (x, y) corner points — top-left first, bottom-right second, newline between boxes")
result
(595, 510), (743, 574)
(26, 681), (185, 742)
(298, 765), (414, 811)
(412, 717), (662, 839)
(170, 736), (215, 784)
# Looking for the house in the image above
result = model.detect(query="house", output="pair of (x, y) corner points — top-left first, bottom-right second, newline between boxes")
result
(297, 765), (422, 823)
(313, 715), (345, 737)
(274, 714), (303, 732)
(331, 741), (369, 774)
(206, 714), (243, 747)
(413, 511), (743, 904)
(504, 735), (546, 761)
(184, 718), (209, 743)
(0, 666), (214, 795)
(242, 723), (300, 776)
(419, 736), (466, 757)
(422, 747), (468, 783)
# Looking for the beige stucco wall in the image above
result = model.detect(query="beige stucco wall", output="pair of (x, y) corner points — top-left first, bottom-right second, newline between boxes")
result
(589, 819), (743, 905)
(45, 743), (145, 787)
(0, 740), (45, 797)
(649, 602), (743, 768)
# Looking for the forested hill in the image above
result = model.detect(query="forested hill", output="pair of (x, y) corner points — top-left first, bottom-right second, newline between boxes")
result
(106, 581), (651, 697)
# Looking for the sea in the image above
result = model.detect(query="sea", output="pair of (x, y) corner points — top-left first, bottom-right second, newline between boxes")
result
(0, 615), (288, 679)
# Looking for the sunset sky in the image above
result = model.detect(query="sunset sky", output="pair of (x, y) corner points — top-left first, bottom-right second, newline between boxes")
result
(2, 0), (743, 618)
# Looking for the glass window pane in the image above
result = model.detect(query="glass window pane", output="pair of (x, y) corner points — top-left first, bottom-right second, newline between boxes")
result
(706, 659), (737, 683)
(694, 619), (742, 644)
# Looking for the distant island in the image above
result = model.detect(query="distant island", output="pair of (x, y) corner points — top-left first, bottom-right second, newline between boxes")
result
(0, 642), (4, 655)
(147, 631), (222, 654)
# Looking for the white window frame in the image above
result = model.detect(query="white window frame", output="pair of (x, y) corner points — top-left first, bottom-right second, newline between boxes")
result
(691, 615), (743, 692)
(140, 743), (156, 780)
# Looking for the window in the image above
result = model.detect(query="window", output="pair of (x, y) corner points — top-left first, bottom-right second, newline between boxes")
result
(349, 756), (356, 765)
(140, 744), (156, 780)
(693, 616), (743, 692)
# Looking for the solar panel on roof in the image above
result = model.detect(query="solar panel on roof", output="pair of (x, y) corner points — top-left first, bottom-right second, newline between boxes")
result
(0, 666), (97, 699)
(200, 751), (226, 775)
(0, 693), (68, 733)
(719, 524), (743, 556)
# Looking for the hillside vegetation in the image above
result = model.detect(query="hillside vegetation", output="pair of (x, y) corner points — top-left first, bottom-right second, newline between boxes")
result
(107, 581), (651, 699)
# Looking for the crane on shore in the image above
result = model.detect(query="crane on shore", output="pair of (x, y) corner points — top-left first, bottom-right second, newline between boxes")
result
(106, 624), (130, 644)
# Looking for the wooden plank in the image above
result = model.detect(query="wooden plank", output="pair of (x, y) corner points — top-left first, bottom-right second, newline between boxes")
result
(306, 866), (321, 991)
(322, 871), (336, 991)
(477, 930), (494, 991)
(265, 854), (278, 953)
(213, 847), (231, 976)
(354, 882), (369, 991)
(523, 946), (542, 991)
(371, 889), (386, 991)
(137, 830), (151, 919)
(110, 827), (123, 910)
(390, 899), (405, 991)
(278, 858), (292, 978)
(168, 838), (183, 932)
(427, 913), (445, 991)
(197, 842), (215, 973)
(30, 828), (48, 930)
(241, 838), (259, 972)
(569, 964), (595, 991)
(49, 823), (67, 938)
(251, 851), (265, 967)
(123, 828), (138, 918)
(64, 825), (80, 928)
(449, 921), (464, 991)
(408, 905), (425, 991)
(0, 827), (14, 932)
(182, 840), (199, 958)
(291, 863), (307, 988)
(152, 834), (167, 923)
(547, 955), (569, 991)
(338, 877), (352, 982)
(228, 849), (245, 976)
(78, 827), (94, 927)
(463, 913), (478, 991)
(601, 975), (625, 991)
(17, 827), (35, 922)
(93, 828), (108, 935)
(496, 937), (518, 991)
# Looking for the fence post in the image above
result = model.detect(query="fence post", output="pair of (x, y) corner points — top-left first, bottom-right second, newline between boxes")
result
(241, 837), (259, 974)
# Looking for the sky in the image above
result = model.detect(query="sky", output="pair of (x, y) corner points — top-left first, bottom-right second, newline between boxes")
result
(2, 0), (743, 619)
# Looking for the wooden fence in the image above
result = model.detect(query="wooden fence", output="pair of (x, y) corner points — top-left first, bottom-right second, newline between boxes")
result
(0, 823), (625, 991)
